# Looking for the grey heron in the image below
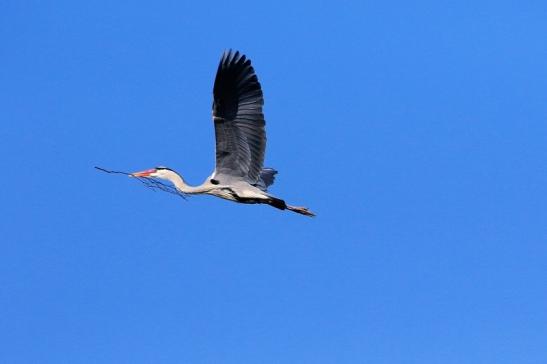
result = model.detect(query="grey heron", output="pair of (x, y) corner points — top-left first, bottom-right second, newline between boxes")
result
(130, 50), (315, 217)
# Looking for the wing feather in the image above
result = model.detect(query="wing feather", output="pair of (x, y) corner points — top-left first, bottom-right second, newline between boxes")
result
(212, 50), (266, 183)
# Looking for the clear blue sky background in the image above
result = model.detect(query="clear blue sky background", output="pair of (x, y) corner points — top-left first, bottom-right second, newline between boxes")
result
(1, 1), (546, 363)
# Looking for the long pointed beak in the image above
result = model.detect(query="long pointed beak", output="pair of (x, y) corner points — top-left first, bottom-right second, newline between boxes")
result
(130, 168), (156, 178)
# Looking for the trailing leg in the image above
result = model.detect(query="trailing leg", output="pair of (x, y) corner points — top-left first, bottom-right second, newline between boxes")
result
(268, 197), (315, 217)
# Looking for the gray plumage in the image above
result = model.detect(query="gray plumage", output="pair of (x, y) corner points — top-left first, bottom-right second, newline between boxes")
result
(212, 50), (266, 185)
(130, 50), (315, 217)
(255, 168), (278, 192)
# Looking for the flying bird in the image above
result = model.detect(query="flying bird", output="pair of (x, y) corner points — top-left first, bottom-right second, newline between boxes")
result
(130, 50), (314, 217)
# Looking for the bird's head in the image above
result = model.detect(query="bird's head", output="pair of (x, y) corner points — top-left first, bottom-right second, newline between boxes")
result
(130, 166), (173, 179)
(128, 166), (188, 198)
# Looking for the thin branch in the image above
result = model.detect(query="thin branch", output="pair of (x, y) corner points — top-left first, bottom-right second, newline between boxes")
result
(94, 166), (188, 200)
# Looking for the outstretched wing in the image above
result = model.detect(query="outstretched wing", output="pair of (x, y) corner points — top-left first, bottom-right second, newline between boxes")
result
(211, 50), (266, 184)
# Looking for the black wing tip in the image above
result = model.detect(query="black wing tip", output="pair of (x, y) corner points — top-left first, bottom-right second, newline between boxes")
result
(215, 49), (251, 85)
(221, 49), (249, 67)
(213, 48), (264, 126)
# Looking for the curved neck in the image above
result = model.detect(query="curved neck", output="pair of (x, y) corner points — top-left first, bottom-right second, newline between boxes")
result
(162, 170), (205, 194)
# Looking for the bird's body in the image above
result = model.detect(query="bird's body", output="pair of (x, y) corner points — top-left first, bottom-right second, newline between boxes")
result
(131, 50), (314, 217)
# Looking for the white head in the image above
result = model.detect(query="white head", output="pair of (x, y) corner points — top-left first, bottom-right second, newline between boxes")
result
(130, 166), (176, 180)
(130, 166), (193, 195)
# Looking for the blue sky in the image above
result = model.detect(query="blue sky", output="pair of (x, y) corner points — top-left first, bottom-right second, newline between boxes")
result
(1, 0), (546, 363)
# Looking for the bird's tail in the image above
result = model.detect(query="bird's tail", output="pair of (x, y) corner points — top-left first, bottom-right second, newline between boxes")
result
(255, 168), (278, 192)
